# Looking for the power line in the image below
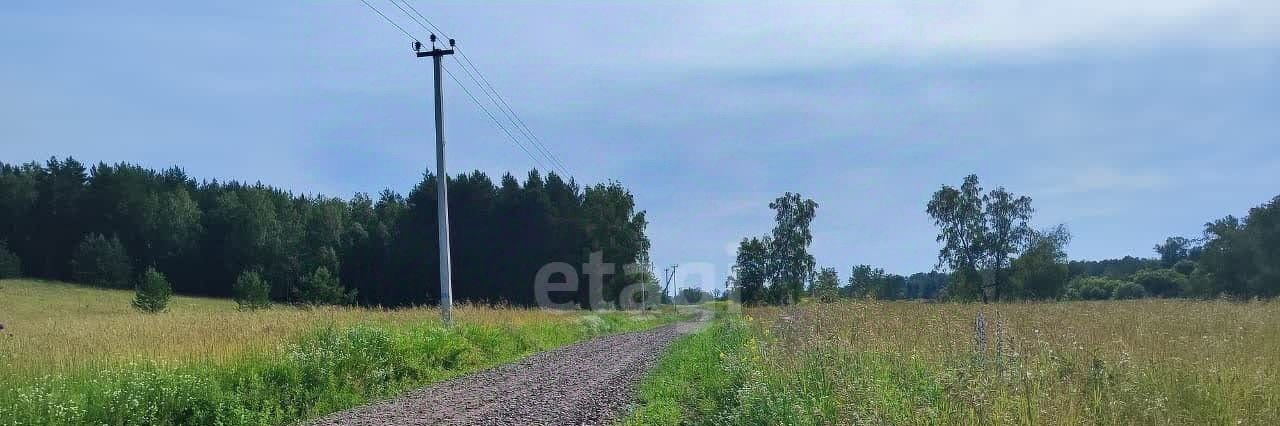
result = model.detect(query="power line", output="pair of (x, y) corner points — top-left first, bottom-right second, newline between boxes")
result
(453, 51), (572, 175)
(396, 0), (449, 38)
(384, 0), (436, 39)
(392, 0), (572, 177)
(449, 54), (571, 177)
(358, 0), (559, 323)
(361, 0), (569, 176)
(358, 0), (419, 43)
(443, 66), (551, 172)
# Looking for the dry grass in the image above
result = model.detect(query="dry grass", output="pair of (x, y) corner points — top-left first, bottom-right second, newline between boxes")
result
(739, 299), (1280, 424)
(0, 279), (578, 378)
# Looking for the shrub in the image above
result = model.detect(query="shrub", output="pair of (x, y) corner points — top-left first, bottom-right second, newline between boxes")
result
(1172, 259), (1197, 275)
(233, 270), (272, 311)
(1111, 282), (1146, 299)
(133, 267), (172, 313)
(1065, 276), (1128, 300)
(294, 267), (355, 306)
(1010, 228), (1071, 300)
(1076, 284), (1110, 300)
(811, 267), (842, 302)
(1132, 269), (1189, 298)
(0, 240), (20, 278)
(1186, 268), (1217, 298)
(71, 233), (132, 288)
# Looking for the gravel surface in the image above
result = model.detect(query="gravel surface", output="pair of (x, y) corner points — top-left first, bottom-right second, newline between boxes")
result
(308, 312), (707, 426)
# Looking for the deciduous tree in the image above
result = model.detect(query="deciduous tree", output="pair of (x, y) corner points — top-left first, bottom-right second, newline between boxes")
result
(1154, 236), (1193, 268)
(812, 267), (841, 302)
(733, 237), (771, 306)
(927, 175), (988, 302)
(767, 192), (818, 304)
(982, 187), (1034, 301)
(1011, 225), (1071, 299)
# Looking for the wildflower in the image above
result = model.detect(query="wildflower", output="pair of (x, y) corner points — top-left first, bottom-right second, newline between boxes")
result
(974, 312), (988, 352)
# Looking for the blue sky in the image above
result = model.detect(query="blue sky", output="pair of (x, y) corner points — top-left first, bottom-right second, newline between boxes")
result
(3, 1), (1278, 292)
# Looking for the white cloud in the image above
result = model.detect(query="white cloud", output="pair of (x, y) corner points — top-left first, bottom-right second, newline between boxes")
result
(475, 0), (1279, 74)
(661, 1), (1278, 65)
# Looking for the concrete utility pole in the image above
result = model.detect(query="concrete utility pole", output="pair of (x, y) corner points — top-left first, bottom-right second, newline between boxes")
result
(416, 35), (456, 326)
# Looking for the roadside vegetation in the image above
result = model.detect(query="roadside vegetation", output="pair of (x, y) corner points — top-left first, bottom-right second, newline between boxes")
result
(0, 279), (681, 425)
(623, 304), (750, 426)
(626, 300), (1279, 425)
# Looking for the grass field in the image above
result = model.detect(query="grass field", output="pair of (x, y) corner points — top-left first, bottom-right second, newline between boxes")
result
(626, 300), (1279, 425)
(0, 279), (680, 425)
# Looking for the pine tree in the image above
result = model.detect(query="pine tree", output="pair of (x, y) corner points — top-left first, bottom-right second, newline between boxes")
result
(294, 266), (354, 306)
(133, 267), (172, 313)
(0, 240), (21, 278)
(233, 270), (271, 311)
(71, 233), (133, 289)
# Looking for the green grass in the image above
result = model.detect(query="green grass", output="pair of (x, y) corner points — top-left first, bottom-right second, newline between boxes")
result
(624, 300), (1280, 425)
(622, 309), (750, 426)
(0, 279), (681, 425)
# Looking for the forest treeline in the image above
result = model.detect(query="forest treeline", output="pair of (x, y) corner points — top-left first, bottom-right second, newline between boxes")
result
(730, 174), (1280, 305)
(0, 157), (651, 307)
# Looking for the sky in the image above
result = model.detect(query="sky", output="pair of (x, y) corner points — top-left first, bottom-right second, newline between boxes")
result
(3, 1), (1278, 292)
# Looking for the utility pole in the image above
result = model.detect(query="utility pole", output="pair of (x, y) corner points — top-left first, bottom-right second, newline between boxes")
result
(662, 265), (678, 305)
(641, 273), (647, 311)
(416, 35), (456, 325)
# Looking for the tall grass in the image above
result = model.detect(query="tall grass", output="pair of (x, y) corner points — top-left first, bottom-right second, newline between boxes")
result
(626, 299), (1280, 425)
(0, 279), (680, 425)
(0, 279), (577, 377)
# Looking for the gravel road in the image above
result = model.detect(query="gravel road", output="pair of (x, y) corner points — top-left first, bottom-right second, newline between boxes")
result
(308, 312), (707, 426)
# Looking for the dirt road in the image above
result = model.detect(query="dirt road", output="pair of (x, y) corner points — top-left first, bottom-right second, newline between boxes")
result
(308, 312), (707, 425)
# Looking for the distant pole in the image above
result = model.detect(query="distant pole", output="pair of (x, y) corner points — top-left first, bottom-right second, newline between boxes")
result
(641, 276), (646, 310)
(416, 35), (457, 326)
(662, 265), (678, 304)
(661, 268), (669, 304)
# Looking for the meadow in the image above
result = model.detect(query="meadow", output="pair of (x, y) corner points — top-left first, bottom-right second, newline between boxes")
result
(626, 299), (1279, 425)
(0, 279), (680, 425)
